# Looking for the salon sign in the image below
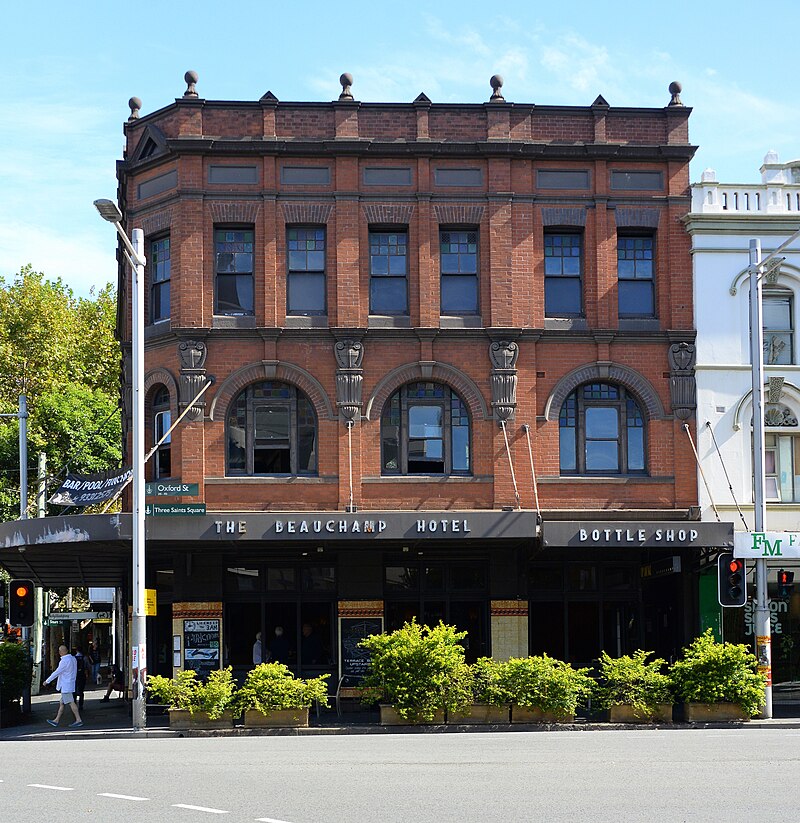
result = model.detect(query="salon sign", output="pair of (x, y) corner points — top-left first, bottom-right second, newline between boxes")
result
(734, 531), (800, 559)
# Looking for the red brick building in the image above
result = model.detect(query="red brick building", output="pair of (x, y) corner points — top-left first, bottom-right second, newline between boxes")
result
(0, 73), (733, 683)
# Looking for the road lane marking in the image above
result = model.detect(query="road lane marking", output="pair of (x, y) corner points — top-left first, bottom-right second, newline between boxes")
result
(255, 818), (296, 823)
(28, 784), (74, 791)
(172, 804), (229, 814)
(98, 793), (149, 801)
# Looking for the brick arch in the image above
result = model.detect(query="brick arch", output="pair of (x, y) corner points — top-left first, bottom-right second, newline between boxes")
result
(543, 363), (666, 421)
(144, 368), (179, 413)
(207, 361), (334, 421)
(365, 362), (489, 421)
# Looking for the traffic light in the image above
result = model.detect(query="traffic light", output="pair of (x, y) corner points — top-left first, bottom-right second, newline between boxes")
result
(778, 569), (795, 598)
(718, 553), (747, 607)
(9, 579), (34, 627)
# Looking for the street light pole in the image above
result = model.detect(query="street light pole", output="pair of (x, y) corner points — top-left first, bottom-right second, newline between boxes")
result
(94, 199), (147, 731)
(748, 239), (772, 719)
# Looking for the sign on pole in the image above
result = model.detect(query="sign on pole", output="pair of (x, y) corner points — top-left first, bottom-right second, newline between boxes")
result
(145, 481), (199, 497)
(145, 503), (206, 517)
(734, 531), (800, 559)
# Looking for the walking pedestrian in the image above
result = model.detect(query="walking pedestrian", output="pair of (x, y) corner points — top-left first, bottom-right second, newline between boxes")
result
(43, 645), (83, 728)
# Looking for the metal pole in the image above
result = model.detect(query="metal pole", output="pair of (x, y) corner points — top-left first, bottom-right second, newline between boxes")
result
(749, 238), (772, 719)
(131, 227), (147, 731)
(18, 395), (27, 519)
(30, 453), (46, 696)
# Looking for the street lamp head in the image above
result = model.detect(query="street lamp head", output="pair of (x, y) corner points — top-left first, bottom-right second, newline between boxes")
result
(94, 199), (123, 224)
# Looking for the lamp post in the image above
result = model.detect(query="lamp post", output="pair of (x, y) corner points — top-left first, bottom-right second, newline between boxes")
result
(94, 198), (147, 731)
(747, 227), (800, 719)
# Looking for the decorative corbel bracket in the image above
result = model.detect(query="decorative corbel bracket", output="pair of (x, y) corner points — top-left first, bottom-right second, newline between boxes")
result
(334, 338), (364, 421)
(178, 340), (208, 422)
(668, 342), (696, 421)
(489, 340), (519, 422)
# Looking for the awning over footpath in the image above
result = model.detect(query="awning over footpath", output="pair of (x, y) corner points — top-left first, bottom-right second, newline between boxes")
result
(0, 510), (540, 587)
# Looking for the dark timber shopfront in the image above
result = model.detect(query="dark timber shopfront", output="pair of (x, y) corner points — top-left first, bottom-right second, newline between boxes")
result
(0, 512), (733, 685)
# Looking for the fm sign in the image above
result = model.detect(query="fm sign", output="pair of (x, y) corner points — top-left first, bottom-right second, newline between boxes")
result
(734, 531), (800, 559)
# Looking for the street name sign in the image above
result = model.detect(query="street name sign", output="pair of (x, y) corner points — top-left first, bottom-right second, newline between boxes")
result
(49, 611), (111, 621)
(145, 481), (199, 497)
(145, 503), (206, 517)
(734, 531), (800, 559)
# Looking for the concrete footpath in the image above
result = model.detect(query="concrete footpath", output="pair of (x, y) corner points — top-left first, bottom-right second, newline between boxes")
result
(4, 685), (800, 740)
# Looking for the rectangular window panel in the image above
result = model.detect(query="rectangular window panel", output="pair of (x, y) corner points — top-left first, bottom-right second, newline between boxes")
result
(610, 171), (663, 190)
(370, 231), (408, 314)
(537, 170), (590, 190)
(255, 405), (290, 440)
(586, 440), (619, 471)
(619, 281), (654, 317)
(618, 236), (654, 317)
(627, 427), (645, 471)
(763, 293), (793, 365)
(385, 566), (420, 591)
(544, 234), (582, 316)
(215, 229), (254, 315)
(409, 406), (443, 438)
(288, 273), (326, 314)
(440, 230), (478, 315)
(452, 424), (470, 472)
(150, 237), (170, 322)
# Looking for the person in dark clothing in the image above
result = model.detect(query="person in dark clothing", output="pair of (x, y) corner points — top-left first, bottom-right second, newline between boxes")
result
(73, 649), (87, 711)
(300, 623), (323, 665)
(269, 626), (290, 663)
(102, 664), (125, 700)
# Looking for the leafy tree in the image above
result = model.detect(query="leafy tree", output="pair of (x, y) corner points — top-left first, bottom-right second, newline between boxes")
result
(0, 267), (121, 522)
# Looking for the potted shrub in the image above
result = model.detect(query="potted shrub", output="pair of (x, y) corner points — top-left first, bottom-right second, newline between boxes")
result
(360, 620), (470, 724)
(447, 657), (510, 724)
(594, 650), (673, 723)
(499, 655), (592, 723)
(0, 641), (30, 727)
(146, 667), (237, 728)
(234, 662), (329, 727)
(671, 629), (767, 721)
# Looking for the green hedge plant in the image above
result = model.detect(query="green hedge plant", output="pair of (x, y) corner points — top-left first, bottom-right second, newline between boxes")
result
(671, 629), (767, 717)
(234, 663), (329, 715)
(594, 650), (672, 720)
(468, 657), (508, 706)
(498, 655), (593, 719)
(146, 667), (237, 719)
(360, 620), (471, 722)
(0, 641), (30, 714)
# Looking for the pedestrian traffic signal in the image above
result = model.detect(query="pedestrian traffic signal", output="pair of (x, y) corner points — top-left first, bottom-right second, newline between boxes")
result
(778, 569), (795, 598)
(718, 553), (747, 607)
(9, 579), (34, 627)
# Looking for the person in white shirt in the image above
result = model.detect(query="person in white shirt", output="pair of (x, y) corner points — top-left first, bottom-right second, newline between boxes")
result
(43, 644), (83, 728)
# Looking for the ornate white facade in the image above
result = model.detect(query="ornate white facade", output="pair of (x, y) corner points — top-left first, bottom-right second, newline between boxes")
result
(685, 152), (800, 532)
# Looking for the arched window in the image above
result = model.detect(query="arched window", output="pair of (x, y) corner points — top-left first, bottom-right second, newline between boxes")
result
(559, 383), (645, 475)
(227, 381), (317, 476)
(152, 386), (171, 479)
(381, 382), (470, 475)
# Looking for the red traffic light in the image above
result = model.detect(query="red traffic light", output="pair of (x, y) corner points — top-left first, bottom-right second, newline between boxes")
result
(728, 560), (742, 574)
(14, 584), (30, 598)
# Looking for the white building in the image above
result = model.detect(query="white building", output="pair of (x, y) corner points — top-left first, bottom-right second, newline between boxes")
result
(685, 152), (800, 673)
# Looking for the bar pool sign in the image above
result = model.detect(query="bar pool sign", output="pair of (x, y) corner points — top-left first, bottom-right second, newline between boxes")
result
(734, 531), (800, 558)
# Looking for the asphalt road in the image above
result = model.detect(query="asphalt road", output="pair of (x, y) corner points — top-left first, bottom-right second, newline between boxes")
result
(2, 728), (798, 822)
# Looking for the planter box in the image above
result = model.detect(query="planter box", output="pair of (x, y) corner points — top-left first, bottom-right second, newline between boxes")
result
(379, 704), (445, 725)
(511, 704), (574, 724)
(607, 703), (673, 723)
(447, 704), (510, 725)
(243, 708), (309, 728)
(682, 702), (749, 723)
(168, 709), (235, 729)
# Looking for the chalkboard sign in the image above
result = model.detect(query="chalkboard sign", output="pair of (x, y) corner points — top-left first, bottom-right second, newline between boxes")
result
(339, 617), (383, 680)
(183, 618), (220, 680)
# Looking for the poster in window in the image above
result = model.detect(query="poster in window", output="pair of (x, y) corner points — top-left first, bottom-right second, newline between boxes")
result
(339, 617), (382, 682)
(183, 619), (220, 680)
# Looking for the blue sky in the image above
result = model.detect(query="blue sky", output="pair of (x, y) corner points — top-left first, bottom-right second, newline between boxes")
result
(2, 0), (799, 296)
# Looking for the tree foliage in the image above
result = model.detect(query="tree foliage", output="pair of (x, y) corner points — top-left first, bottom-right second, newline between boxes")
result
(0, 266), (120, 521)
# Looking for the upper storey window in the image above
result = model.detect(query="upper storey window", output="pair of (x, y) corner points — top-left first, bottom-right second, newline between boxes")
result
(152, 386), (171, 479)
(617, 235), (655, 318)
(227, 381), (317, 476)
(149, 236), (170, 323)
(559, 383), (645, 475)
(544, 233), (582, 317)
(370, 231), (408, 315)
(381, 382), (470, 476)
(440, 230), (478, 315)
(287, 227), (326, 316)
(763, 289), (794, 365)
(215, 229), (254, 316)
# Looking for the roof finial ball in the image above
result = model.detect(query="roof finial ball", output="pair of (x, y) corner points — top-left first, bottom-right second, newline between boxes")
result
(184, 70), (199, 99)
(339, 73), (354, 101)
(489, 75), (505, 103)
(668, 81), (683, 107)
(128, 97), (142, 121)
